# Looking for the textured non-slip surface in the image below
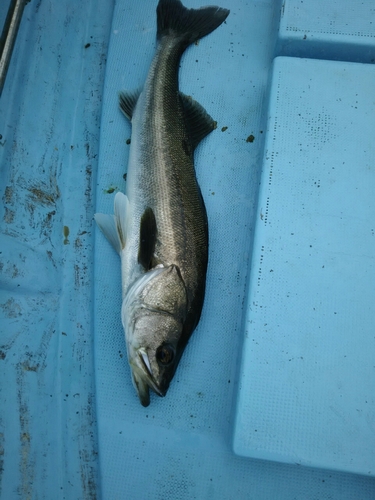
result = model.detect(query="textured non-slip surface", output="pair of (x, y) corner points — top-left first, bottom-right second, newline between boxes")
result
(233, 56), (375, 476)
(94, 0), (374, 498)
(94, 0), (279, 498)
(0, 1), (112, 498)
(1, 0), (375, 498)
(278, 0), (375, 62)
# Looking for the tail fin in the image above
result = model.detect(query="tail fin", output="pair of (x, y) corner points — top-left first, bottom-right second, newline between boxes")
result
(156, 0), (229, 44)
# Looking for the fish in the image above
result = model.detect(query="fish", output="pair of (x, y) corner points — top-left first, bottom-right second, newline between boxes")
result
(95, 0), (229, 406)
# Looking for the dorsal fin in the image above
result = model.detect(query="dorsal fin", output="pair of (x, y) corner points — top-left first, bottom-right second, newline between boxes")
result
(138, 207), (157, 270)
(180, 92), (217, 150)
(119, 90), (141, 120)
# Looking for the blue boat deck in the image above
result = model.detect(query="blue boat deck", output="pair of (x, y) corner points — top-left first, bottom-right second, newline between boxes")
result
(1, 0), (374, 498)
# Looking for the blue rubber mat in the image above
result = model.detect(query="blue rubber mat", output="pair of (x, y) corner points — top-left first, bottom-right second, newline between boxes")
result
(1, 0), (375, 498)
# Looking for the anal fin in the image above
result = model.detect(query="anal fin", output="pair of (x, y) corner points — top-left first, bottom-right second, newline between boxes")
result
(95, 191), (129, 254)
(94, 213), (122, 254)
(114, 192), (129, 250)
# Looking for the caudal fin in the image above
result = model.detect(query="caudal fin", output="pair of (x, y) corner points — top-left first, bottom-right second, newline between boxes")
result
(156, 0), (229, 44)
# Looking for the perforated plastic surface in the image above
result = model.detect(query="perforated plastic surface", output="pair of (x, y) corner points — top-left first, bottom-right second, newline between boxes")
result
(92, 0), (375, 498)
(278, 0), (375, 62)
(0, 1), (112, 498)
(93, 0), (276, 497)
(233, 56), (375, 476)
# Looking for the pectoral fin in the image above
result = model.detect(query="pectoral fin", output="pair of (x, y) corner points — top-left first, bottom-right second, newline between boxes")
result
(138, 207), (157, 270)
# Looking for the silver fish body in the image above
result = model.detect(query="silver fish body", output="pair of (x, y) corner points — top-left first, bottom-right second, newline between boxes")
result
(95, 0), (229, 406)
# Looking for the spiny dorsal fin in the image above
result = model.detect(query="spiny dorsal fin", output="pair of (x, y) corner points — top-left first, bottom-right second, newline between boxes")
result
(138, 207), (157, 270)
(180, 92), (217, 150)
(119, 90), (141, 120)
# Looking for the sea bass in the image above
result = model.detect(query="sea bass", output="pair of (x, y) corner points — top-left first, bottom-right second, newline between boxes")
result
(95, 0), (229, 406)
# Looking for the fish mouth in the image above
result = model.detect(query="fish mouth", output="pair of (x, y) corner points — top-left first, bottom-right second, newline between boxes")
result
(130, 348), (165, 407)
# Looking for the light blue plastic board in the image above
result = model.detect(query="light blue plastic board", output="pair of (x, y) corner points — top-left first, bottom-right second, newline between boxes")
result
(1, 0), (375, 498)
(233, 56), (375, 476)
(277, 0), (375, 62)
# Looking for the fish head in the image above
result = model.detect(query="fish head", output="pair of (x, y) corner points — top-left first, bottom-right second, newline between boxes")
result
(128, 311), (184, 406)
(122, 264), (188, 407)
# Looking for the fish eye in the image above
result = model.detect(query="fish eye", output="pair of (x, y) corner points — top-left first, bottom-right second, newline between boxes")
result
(156, 344), (174, 365)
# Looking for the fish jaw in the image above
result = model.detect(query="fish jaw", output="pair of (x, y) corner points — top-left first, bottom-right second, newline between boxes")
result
(130, 348), (165, 407)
